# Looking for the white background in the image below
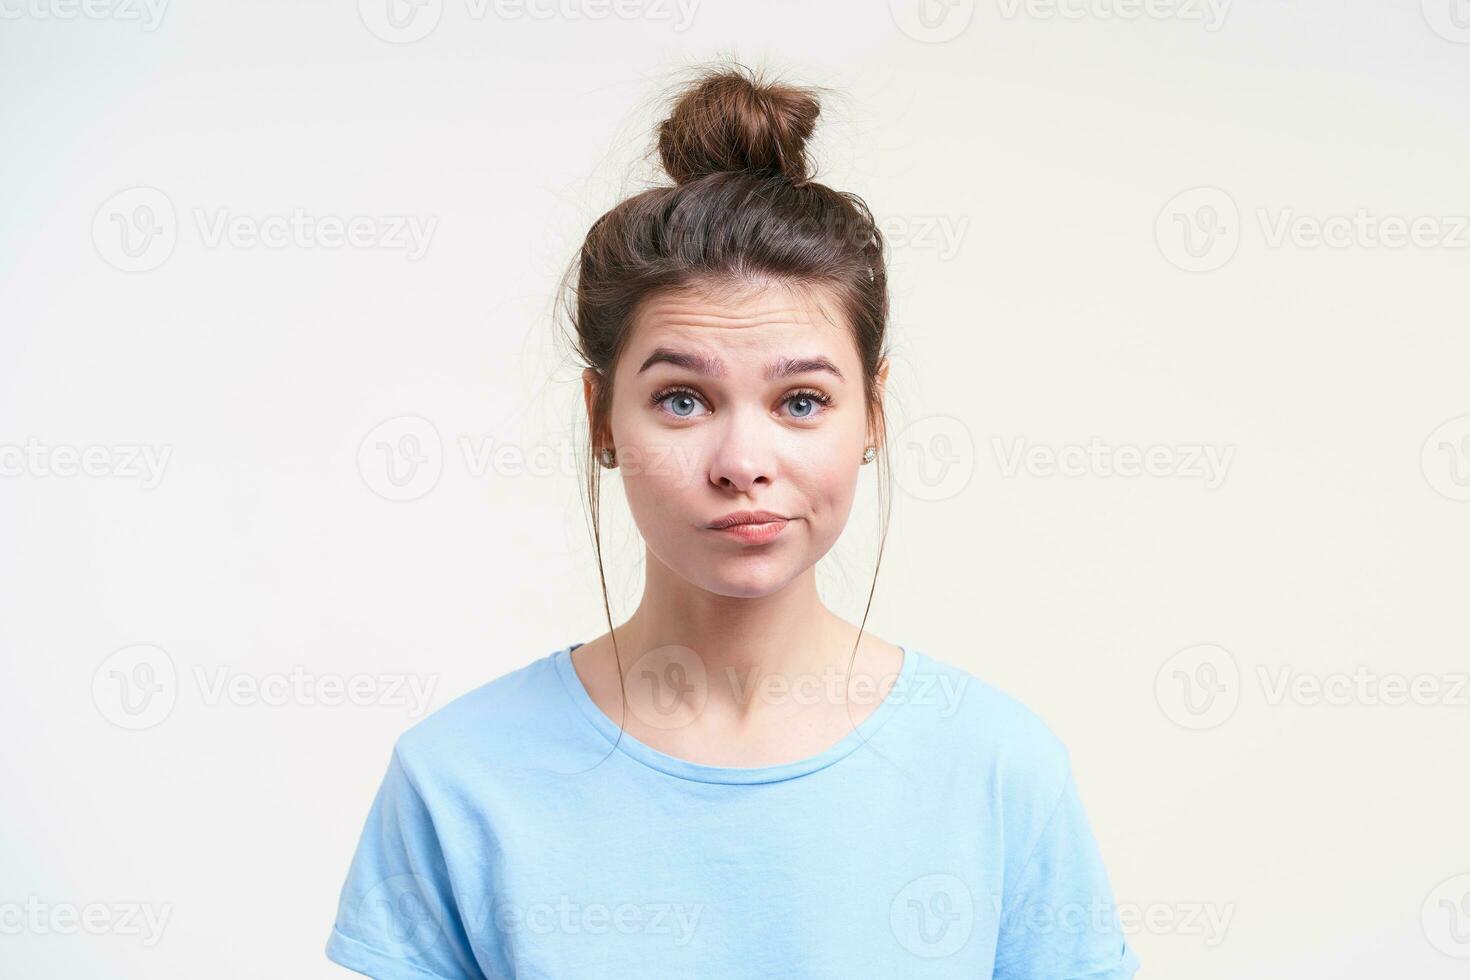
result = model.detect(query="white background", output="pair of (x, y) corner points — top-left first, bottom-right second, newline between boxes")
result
(2, 0), (1469, 977)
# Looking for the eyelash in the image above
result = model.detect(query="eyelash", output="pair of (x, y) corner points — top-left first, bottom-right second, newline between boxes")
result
(648, 385), (834, 420)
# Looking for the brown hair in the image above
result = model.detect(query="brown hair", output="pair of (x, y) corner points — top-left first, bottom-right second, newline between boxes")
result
(559, 61), (894, 755)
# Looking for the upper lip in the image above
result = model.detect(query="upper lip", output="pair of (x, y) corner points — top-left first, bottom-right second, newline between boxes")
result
(706, 510), (790, 529)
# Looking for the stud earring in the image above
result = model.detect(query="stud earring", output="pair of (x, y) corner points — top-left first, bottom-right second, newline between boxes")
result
(598, 447), (617, 469)
(861, 446), (877, 465)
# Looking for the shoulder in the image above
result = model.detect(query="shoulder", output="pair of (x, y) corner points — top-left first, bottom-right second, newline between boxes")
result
(903, 648), (1073, 803)
(388, 646), (570, 784)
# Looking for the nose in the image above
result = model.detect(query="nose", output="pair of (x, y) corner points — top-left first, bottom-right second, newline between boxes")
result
(706, 405), (776, 494)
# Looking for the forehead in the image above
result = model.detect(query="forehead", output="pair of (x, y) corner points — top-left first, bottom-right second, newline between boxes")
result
(625, 282), (854, 370)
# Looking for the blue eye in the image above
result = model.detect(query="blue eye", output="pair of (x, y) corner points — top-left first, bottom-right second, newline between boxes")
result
(783, 389), (833, 420)
(650, 386), (708, 418)
(648, 386), (833, 420)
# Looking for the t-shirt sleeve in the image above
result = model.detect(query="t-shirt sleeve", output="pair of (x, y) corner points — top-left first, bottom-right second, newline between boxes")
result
(325, 745), (485, 980)
(993, 764), (1141, 980)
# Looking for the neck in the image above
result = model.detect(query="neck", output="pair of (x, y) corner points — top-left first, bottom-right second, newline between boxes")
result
(613, 553), (859, 721)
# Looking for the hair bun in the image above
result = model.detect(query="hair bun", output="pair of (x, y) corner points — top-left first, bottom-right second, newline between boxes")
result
(656, 65), (822, 185)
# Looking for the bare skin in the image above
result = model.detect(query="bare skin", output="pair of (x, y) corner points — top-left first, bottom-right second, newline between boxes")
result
(574, 280), (902, 769)
(571, 613), (904, 769)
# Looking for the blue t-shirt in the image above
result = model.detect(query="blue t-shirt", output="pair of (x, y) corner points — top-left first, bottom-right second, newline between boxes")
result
(326, 642), (1141, 979)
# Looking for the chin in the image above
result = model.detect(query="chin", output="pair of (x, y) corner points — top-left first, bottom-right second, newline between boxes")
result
(687, 559), (801, 599)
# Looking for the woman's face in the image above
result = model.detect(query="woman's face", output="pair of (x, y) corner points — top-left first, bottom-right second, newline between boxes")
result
(587, 282), (885, 599)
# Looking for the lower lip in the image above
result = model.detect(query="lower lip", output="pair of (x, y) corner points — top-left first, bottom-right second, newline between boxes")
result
(711, 520), (789, 544)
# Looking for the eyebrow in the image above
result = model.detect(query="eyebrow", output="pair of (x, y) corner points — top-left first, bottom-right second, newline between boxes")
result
(636, 347), (845, 382)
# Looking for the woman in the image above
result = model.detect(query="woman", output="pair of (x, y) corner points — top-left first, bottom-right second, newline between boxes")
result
(326, 63), (1140, 980)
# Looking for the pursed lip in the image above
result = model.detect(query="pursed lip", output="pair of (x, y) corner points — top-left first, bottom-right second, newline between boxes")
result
(704, 509), (789, 529)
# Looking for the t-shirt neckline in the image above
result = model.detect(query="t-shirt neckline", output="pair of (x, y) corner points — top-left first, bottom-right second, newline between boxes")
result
(553, 640), (918, 785)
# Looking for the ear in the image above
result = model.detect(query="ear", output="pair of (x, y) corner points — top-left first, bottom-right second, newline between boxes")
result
(868, 356), (890, 446)
(583, 367), (606, 447)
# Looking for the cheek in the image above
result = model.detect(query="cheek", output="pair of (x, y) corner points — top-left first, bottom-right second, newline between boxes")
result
(784, 439), (861, 516)
(614, 425), (704, 530)
(613, 401), (681, 476)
